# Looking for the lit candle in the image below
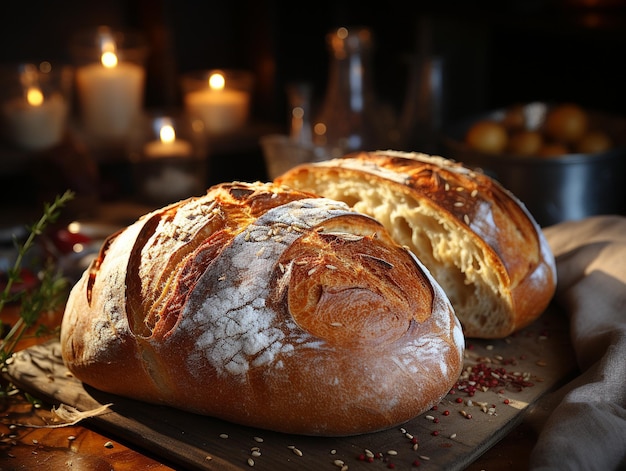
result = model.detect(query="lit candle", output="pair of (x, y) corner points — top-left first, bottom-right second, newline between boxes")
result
(143, 121), (192, 158)
(75, 31), (145, 140)
(183, 72), (250, 134)
(1, 85), (68, 151)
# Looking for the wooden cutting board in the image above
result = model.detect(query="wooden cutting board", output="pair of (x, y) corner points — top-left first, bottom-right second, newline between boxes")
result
(5, 304), (577, 471)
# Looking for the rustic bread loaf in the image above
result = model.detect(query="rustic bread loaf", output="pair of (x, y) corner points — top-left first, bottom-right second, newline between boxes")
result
(60, 181), (464, 436)
(275, 151), (557, 338)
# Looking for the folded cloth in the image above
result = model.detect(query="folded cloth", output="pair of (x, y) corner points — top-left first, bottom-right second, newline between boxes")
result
(529, 215), (626, 471)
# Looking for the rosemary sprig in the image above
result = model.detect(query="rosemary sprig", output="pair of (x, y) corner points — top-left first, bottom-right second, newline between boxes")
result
(0, 190), (75, 369)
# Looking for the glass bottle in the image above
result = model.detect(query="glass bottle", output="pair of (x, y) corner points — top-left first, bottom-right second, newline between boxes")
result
(313, 26), (390, 159)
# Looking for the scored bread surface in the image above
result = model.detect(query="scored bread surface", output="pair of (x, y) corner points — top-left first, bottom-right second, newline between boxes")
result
(275, 151), (557, 338)
(61, 181), (464, 436)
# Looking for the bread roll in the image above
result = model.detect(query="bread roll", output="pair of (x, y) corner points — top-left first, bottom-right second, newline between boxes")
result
(60, 181), (464, 436)
(275, 151), (557, 338)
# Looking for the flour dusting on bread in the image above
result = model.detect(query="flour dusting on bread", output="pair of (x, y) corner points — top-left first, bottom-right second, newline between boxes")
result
(61, 181), (464, 436)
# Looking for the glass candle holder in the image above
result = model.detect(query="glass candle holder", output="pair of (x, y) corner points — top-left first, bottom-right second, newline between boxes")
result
(128, 110), (208, 206)
(0, 62), (72, 152)
(181, 69), (253, 135)
(70, 26), (148, 144)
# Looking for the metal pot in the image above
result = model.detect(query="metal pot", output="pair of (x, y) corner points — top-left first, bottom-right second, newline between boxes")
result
(442, 103), (626, 227)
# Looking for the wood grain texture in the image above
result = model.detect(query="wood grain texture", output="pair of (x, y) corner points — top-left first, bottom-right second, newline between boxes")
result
(5, 305), (577, 471)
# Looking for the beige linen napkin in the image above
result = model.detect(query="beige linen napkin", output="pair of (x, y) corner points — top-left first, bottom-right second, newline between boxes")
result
(529, 215), (626, 470)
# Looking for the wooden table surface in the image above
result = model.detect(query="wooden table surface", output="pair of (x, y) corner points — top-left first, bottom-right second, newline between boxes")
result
(0, 301), (576, 471)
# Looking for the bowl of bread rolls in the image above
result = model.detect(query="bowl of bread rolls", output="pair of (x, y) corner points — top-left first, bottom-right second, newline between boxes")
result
(442, 102), (626, 227)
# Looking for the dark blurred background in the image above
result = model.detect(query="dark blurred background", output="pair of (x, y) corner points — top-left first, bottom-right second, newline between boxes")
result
(0, 0), (625, 218)
(2, 1), (623, 118)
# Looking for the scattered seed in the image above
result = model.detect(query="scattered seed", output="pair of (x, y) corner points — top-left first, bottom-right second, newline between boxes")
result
(253, 436), (264, 443)
(450, 433), (457, 439)
(247, 457), (255, 467)
(251, 450), (261, 457)
(104, 441), (114, 448)
(334, 459), (345, 467)
(292, 447), (303, 457)
(387, 450), (398, 456)
(219, 433), (229, 439)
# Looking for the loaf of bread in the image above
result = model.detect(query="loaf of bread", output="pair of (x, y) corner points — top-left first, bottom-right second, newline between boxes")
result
(275, 151), (557, 338)
(60, 181), (464, 436)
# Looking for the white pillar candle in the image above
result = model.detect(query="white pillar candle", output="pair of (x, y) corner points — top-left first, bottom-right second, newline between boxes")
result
(143, 123), (192, 158)
(183, 72), (250, 134)
(1, 87), (68, 151)
(75, 40), (145, 140)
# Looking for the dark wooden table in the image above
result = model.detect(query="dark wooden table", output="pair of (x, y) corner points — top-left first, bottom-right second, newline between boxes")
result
(1, 302), (577, 471)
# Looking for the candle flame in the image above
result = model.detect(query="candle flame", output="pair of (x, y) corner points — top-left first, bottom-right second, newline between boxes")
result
(26, 87), (44, 107)
(208, 73), (226, 91)
(99, 29), (118, 68)
(101, 51), (118, 68)
(159, 124), (177, 144)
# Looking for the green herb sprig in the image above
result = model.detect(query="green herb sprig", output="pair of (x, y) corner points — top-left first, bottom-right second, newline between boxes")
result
(0, 190), (75, 375)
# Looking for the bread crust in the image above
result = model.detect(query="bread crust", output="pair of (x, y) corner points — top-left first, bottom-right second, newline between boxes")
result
(61, 181), (464, 436)
(275, 151), (557, 338)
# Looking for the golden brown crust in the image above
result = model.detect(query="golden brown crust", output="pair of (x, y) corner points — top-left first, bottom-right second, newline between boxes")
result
(61, 181), (464, 436)
(275, 151), (557, 338)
